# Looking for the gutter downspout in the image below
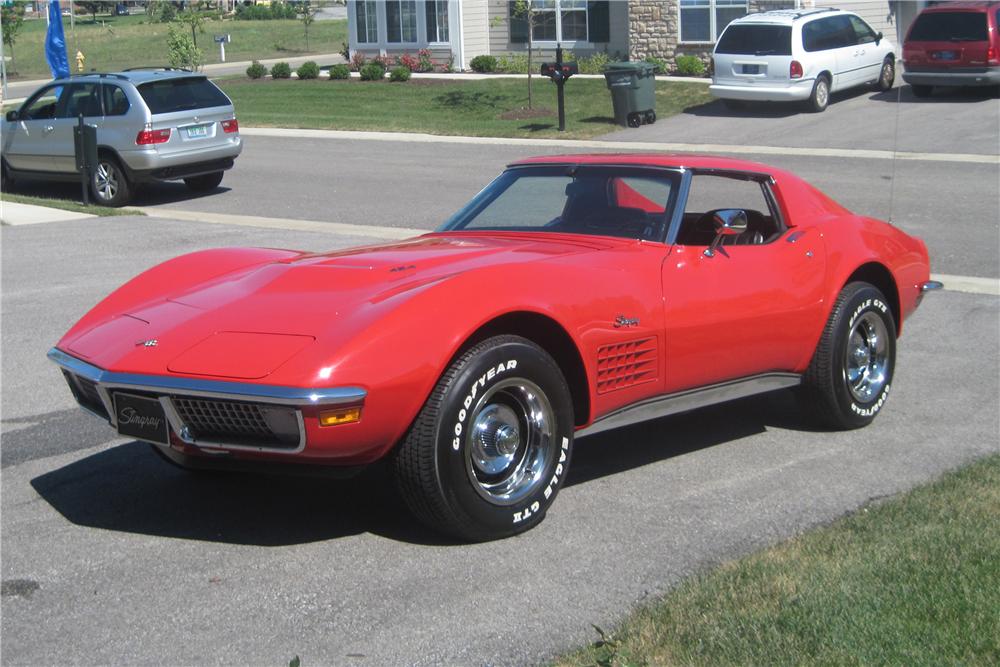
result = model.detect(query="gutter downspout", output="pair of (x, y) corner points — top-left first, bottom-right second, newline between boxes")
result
(456, 0), (466, 72)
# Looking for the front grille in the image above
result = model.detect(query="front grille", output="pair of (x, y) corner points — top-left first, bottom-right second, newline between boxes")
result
(64, 371), (109, 419)
(171, 397), (300, 449)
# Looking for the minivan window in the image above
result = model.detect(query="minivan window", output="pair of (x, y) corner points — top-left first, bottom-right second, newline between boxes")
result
(802, 15), (856, 52)
(137, 77), (231, 114)
(848, 15), (877, 44)
(908, 12), (988, 41)
(716, 24), (792, 55)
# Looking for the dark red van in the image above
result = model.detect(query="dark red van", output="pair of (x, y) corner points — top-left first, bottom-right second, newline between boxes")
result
(902, 1), (1000, 96)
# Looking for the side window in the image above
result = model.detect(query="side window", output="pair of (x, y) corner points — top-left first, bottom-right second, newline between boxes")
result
(848, 16), (877, 44)
(61, 83), (103, 118)
(19, 86), (63, 121)
(676, 173), (783, 246)
(102, 84), (130, 116)
(803, 16), (855, 52)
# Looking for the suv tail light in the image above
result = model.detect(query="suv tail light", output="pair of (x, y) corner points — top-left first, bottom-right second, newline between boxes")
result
(136, 125), (171, 145)
(988, 46), (998, 64)
(221, 119), (239, 133)
(789, 60), (803, 79)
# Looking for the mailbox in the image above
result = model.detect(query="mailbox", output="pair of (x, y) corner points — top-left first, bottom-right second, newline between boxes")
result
(540, 61), (578, 81)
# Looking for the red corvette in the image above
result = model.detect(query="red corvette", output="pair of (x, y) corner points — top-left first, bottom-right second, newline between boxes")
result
(50, 154), (939, 540)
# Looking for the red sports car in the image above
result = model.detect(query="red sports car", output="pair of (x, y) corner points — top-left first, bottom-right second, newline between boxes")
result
(50, 154), (939, 541)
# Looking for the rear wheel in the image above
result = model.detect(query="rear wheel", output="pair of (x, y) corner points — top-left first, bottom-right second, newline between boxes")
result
(911, 84), (933, 98)
(799, 282), (897, 429)
(91, 155), (131, 206)
(393, 335), (574, 541)
(184, 171), (224, 192)
(875, 57), (895, 92)
(807, 75), (830, 112)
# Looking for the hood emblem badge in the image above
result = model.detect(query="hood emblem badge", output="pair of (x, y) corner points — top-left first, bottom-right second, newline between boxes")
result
(614, 315), (640, 329)
(135, 339), (158, 348)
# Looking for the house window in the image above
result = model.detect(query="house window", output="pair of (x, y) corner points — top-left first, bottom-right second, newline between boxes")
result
(425, 0), (449, 43)
(517, 0), (589, 43)
(356, 0), (377, 43)
(680, 0), (747, 43)
(387, 0), (418, 43)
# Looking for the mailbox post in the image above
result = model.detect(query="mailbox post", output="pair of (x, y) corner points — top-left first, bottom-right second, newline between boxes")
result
(73, 115), (98, 205)
(540, 45), (577, 132)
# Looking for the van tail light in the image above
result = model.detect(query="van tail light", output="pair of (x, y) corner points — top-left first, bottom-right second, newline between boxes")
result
(988, 46), (998, 64)
(221, 118), (239, 133)
(135, 125), (171, 145)
(789, 60), (803, 79)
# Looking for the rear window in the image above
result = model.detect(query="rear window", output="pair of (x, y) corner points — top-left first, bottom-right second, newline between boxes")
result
(908, 12), (988, 42)
(716, 24), (792, 55)
(137, 77), (231, 114)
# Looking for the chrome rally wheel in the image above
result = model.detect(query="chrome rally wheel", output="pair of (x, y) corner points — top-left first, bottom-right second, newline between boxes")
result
(845, 312), (890, 403)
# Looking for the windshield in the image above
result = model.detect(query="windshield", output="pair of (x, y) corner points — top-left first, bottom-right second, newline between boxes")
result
(137, 76), (231, 114)
(438, 166), (680, 242)
(716, 24), (792, 55)
(908, 12), (988, 41)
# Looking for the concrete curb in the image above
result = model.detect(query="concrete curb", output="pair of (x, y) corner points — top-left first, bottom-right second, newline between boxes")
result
(0, 201), (96, 225)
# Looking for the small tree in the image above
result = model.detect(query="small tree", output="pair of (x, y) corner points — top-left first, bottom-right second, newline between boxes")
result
(298, 2), (318, 52)
(1, 3), (25, 75)
(76, 1), (112, 23)
(177, 10), (207, 49)
(166, 24), (202, 71)
(497, 0), (541, 109)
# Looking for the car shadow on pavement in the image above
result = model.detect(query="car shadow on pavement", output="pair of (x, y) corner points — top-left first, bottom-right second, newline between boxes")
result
(685, 85), (880, 118)
(30, 390), (818, 547)
(868, 84), (1000, 104)
(6, 179), (231, 208)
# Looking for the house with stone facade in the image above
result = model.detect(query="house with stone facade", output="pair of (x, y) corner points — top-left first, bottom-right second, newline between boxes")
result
(347, 0), (925, 72)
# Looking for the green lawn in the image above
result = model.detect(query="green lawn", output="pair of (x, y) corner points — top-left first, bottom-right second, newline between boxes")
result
(3, 14), (346, 80)
(557, 454), (1000, 666)
(220, 77), (712, 140)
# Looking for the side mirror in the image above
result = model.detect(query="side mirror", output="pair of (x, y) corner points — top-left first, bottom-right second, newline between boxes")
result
(5, 110), (18, 122)
(875, 31), (883, 45)
(704, 209), (747, 257)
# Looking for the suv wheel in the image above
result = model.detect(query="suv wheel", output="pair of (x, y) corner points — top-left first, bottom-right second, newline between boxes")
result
(807, 75), (830, 112)
(91, 156), (131, 207)
(875, 57), (895, 92)
(184, 171), (224, 192)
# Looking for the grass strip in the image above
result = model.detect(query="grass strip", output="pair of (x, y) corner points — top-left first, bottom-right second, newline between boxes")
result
(219, 77), (712, 140)
(4, 14), (346, 81)
(1, 192), (144, 218)
(557, 454), (1000, 666)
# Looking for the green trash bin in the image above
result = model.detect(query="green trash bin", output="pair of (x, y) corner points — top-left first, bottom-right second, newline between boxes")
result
(603, 61), (657, 128)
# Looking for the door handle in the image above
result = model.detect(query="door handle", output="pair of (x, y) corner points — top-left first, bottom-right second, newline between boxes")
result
(43, 125), (55, 133)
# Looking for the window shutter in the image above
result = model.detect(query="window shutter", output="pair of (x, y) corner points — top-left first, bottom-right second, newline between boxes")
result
(509, 1), (528, 43)
(588, 1), (610, 43)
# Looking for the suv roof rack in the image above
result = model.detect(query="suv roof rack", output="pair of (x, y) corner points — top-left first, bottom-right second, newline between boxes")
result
(122, 66), (193, 72)
(757, 7), (839, 19)
(71, 72), (129, 80)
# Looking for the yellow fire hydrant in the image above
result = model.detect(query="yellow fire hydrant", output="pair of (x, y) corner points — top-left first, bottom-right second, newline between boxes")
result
(76, 51), (86, 73)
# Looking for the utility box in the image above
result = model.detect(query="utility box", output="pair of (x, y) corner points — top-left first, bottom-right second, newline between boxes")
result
(603, 62), (657, 128)
(73, 122), (98, 174)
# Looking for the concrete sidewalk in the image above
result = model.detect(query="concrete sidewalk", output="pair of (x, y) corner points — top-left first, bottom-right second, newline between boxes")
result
(0, 201), (95, 225)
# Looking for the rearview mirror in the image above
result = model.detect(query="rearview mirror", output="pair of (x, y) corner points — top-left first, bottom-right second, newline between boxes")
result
(5, 110), (18, 122)
(705, 209), (747, 257)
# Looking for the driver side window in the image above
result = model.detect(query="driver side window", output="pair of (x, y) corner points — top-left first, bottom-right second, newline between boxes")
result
(677, 173), (784, 246)
(20, 86), (64, 121)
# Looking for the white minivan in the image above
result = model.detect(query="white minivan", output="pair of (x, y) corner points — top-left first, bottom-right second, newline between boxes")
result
(710, 8), (896, 112)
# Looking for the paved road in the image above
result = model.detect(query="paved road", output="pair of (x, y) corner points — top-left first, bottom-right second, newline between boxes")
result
(2, 215), (997, 665)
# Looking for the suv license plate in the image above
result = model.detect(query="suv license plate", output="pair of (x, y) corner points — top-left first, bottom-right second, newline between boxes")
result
(186, 124), (210, 138)
(742, 64), (761, 74)
(932, 51), (956, 60)
(114, 392), (170, 445)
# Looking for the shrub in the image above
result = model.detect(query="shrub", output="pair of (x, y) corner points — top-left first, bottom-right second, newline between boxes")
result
(675, 55), (706, 76)
(235, 1), (297, 20)
(270, 61), (292, 79)
(150, 1), (176, 22)
(389, 66), (411, 82)
(397, 53), (419, 71)
(359, 62), (385, 81)
(340, 42), (351, 60)
(166, 25), (201, 71)
(417, 49), (434, 73)
(373, 54), (394, 70)
(329, 64), (351, 80)
(496, 53), (528, 73)
(644, 55), (669, 75)
(442, 54), (455, 72)
(296, 60), (320, 80)
(470, 54), (497, 73)
(350, 51), (367, 71)
(246, 60), (267, 79)
(576, 52), (610, 75)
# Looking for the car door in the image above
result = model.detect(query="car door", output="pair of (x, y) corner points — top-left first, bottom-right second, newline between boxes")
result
(49, 82), (105, 172)
(847, 15), (884, 85)
(661, 172), (827, 393)
(803, 16), (858, 90)
(3, 84), (66, 171)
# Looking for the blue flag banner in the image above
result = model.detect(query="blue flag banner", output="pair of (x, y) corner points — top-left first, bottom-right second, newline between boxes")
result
(45, 0), (71, 79)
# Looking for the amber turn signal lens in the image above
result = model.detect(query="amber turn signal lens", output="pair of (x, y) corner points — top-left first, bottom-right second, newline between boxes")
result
(318, 407), (361, 427)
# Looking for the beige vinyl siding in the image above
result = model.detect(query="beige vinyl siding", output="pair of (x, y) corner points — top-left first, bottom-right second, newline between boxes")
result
(831, 0), (897, 40)
(462, 0), (491, 68)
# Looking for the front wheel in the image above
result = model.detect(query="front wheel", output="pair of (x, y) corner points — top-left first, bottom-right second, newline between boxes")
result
(91, 156), (131, 206)
(184, 171), (224, 192)
(876, 57), (895, 92)
(393, 335), (575, 541)
(799, 282), (897, 429)
(807, 76), (830, 112)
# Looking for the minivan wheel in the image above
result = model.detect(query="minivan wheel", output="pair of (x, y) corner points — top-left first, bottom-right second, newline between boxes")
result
(184, 171), (224, 192)
(876, 58), (895, 92)
(807, 76), (830, 112)
(911, 84), (933, 98)
(91, 156), (131, 206)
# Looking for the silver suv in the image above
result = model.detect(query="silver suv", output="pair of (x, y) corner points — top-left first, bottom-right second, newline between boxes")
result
(1, 69), (242, 206)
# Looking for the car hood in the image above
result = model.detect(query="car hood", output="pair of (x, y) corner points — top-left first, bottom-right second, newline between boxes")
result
(64, 233), (611, 378)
